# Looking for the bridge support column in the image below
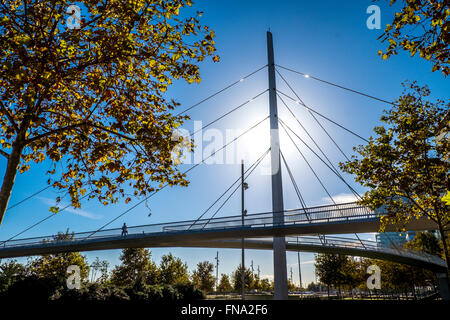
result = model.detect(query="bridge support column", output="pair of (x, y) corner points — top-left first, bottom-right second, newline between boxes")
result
(436, 272), (450, 301)
(267, 31), (288, 300)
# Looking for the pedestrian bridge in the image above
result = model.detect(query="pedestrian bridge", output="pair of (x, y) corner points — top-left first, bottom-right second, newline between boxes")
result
(0, 201), (443, 271)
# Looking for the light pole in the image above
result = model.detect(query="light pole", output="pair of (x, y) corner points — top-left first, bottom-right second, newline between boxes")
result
(215, 251), (219, 292)
(297, 238), (302, 294)
(241, 160), (248, 300)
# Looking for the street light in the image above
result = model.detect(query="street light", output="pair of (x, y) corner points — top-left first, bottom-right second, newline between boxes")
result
(241, 160), (248, 300)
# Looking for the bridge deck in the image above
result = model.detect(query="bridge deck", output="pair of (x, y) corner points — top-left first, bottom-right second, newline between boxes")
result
(0, 202), (442, 270)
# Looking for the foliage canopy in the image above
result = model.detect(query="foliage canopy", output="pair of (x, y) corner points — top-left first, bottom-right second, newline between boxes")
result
(0, 0), (218, 224)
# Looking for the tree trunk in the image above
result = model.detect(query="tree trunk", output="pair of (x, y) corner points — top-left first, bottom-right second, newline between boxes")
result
(0, 137), (25, 225)
(438, 224), (450, 279)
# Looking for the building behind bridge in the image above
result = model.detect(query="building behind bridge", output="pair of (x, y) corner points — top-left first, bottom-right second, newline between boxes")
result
(376, 231), (417, 248)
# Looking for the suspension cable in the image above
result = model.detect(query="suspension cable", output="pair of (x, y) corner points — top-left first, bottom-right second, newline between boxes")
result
(277, 93), (361, 199)
(280, 150), (309, 220)
(3, 96), (268, 242)
(280, 120), (366, 248)
(3, 66), (268, 239)
(175, 65), (267, 116)
(281, 151), (325, 245)
(279, 121), (336, 205)
(198, 148), (271, 229)
(277, 93), (344, 177)
(82, 116), (270, 240)
(6, 185), (51, 211)
(276, 65), (395, 106)
(276, 68), (368, 152)
(190, 89), (268, 137)
(307, 110), (350, 161)
(4, 117), (270, 243)
(0, 192), (92, 245)
(280, 150), (306, 209)
(276, 70), (351, 160)
(279, 118), (361, 199)
(276, 90), (369, 143)
(189, 148), (270, 229)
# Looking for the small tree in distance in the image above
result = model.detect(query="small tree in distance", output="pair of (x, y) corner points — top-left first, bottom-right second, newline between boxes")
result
(159, 253), (190, 285)
(217, 274), (232, 293)
(259, 278), (273, 292)
(191, 261), (215, 293)
(110, 248), (159, 287)
(231, 264), (254, 293)
(28, 229), (89, 283)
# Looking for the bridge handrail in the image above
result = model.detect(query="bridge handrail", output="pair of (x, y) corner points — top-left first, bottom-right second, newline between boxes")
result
(0, 202), (377, 248)
(0, 233), (444, 268)
(285, 236), (445, 266)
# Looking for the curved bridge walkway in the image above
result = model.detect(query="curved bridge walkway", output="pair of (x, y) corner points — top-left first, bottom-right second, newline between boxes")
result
(198, 237), (447, 272)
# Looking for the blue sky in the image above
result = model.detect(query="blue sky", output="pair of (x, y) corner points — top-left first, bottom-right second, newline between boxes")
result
(0, 0), (448, 286)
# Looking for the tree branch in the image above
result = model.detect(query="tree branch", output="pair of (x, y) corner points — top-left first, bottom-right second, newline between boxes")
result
(0, 100), (19, 133)
(90, 123), (136, 141)
(25, 122), (87, 145)
(0, 149), (9, 159)
(25, 121), (136, 145)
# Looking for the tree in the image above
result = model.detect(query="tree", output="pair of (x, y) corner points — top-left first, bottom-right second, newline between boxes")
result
(28, 229), (89, 282)
(315, 253), (359, 297)
(340, 82), (450, 273)
(251, 274), (261, 291)
(231, 264), (254, 293)
(89, 257), (109, 283)
(341, 257), (360, 293)
(443, 191), (450, 205)
(0, 0), (218, 225)
(404, 231), (442, 290)
(191, 261), (215, 293)
(0, 259), (26, 292)
(287, 279), (296, 292)
(315, 253), (339, 296)
(110, 248), (159, 287)
(259, 278), (273, 292)
(306, 282), (320, 292)
(378, 0), (450, 76)
(159, 253), (189, 285)
(217, 274), (232, 293)
(404, 231), (443, 257)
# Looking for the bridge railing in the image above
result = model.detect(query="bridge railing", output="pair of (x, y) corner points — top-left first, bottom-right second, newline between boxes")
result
(162, 202), (376, 232)
(284, 236), (445, 267)
(0, 202), (377, 249)
(0, 211), (445, 268)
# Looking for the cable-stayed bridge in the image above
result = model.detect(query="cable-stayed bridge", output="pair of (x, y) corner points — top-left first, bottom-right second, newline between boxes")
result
(0, 32), (448, 299)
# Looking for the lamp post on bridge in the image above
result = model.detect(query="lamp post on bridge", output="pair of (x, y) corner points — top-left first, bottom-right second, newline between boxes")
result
(215, 251), (219, 292)
(241, 160), (249, 300)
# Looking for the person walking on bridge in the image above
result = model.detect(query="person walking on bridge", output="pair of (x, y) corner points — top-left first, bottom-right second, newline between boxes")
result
(121, 223), (128, 236)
